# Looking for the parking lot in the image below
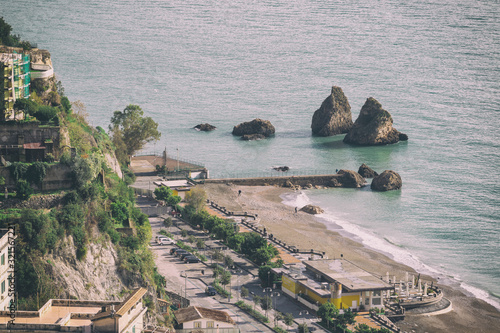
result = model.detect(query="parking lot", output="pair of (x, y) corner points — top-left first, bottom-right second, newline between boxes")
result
(137, 194), (327, 333)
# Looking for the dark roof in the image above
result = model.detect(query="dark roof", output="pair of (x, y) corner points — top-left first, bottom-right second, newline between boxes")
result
(174, 306), (235, 325)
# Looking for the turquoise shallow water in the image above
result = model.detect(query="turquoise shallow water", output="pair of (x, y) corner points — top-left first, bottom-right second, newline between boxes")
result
(2, 0), (499, 308)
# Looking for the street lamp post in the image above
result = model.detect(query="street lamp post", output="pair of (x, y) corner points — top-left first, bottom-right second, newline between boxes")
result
(176, 147), (179, 172)
(236, 269), (242, 302)
(299, 310), (309, 330)
(263, 287), (272, 320)
(182, 271), (187, 307)
(272, 291), (280, 327)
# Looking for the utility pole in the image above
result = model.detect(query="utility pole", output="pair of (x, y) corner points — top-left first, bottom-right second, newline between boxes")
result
(176, 147), (179, 172)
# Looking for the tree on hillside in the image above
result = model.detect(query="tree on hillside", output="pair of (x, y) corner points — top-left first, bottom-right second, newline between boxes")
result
(184, 187), (207, 212)
(0, 17), (32, 49)
(109, 104), (161, 165)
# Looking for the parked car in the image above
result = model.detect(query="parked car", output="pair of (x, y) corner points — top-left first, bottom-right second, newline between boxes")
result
(179, 252), (193, 260)
(183, 255), (198, 262)
(171, 248), (187, 256)
(174, 249), (189, 257)
(205, 286), (217, 296)
(185, 256), (200, 263)
(157, 237), (174, 245)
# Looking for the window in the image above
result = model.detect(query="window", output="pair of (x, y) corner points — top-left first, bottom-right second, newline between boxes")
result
(194, 321), (201, 328)
(373, 290), (381, 297)
(1, 281), (4, 294)
(207, 321), (214, 328)
(132, 325), (135, 333)
(1, 254), (4, 265)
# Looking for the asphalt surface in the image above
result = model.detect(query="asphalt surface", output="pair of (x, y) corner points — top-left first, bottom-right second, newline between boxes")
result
(136, 194), (329, 333)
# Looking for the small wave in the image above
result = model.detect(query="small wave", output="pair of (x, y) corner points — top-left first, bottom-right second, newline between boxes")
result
(280, 190), (312, 208)
(384, 237), (403, 248)
(461, 282), (500, 311)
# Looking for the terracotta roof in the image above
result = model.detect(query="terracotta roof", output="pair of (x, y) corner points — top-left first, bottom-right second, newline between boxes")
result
(23, 142), (45, 149)
(175, 306), (235, 325)
(116, 287), (147, 316)
(92, 288), (147, 321)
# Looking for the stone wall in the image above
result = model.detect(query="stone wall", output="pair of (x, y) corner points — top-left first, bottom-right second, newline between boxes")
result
(0, 163), (73, 191)
(204, 174), (339, 187)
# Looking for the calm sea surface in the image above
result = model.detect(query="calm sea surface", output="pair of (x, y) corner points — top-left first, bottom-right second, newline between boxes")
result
(3, 0), (499, 307)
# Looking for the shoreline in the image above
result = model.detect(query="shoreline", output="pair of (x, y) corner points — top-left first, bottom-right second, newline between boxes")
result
(285, 190), (500, 312)
(200, 183), (500, 333)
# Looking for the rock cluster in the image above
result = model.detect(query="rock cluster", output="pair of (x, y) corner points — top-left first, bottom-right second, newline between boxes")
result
(344, 97), (408, 145)
(371, 170), (402, 191)
(300, 204), (324, 215)
(311, 86), (353, 136)
(232, 118), (275, 140)
(329, 169), (366, 188)
(194, 123), (216, 131)
(358, 163), (378, 178)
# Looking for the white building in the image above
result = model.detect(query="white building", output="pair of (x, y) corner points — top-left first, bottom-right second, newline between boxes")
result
(0, 229), (12, 311)
(174, 306), (238, 333)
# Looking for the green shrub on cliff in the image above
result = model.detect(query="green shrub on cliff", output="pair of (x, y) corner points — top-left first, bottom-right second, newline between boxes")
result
(16, 180), (33, 200)
(0, 17), (33, 49)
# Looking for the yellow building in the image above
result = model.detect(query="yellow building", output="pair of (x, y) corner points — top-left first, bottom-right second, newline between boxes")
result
(275, 259), (394, 312)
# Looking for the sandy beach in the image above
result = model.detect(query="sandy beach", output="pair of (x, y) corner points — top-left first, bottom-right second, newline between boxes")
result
(200, 183), (500, 333)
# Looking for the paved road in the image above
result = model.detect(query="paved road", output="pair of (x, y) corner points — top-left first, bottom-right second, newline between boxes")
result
(138, 195), (328, 333)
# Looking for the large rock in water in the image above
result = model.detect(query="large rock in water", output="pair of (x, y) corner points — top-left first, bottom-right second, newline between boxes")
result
(194, 123), (216, 131)
(311, 86), (353, 136)
(371, 170), (402, 191)
(358, 163), (378, 178)
(329, 169), (366, 188)
(232, 118), (275, 138)
(300, 205), (324, 215)
(343, 97), (408, 145)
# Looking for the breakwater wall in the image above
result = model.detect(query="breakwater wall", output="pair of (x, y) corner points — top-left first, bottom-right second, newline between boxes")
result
(204, 174), (340, 187)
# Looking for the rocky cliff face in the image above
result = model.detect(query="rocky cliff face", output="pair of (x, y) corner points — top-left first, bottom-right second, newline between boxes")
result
(311, 86), (353, 136)
(45, 233), (139, 300)
(343, 97), (408, 145)
(232, 118), (275, 138)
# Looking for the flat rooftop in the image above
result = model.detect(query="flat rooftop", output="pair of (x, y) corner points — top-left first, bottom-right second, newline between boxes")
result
(0, 305), (101, 326)
(304, 259), (394, 292)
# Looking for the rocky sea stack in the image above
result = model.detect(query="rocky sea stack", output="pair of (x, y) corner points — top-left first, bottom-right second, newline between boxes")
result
(300, 205), (324, 215)
(344, 97), (408, 145)
(358, 163), (378, 178)
(371, 170), (402, 191)
(194, 123), (216, 131)
(232, 118), (275, 139)
(329, 169), (366, 188)
(311, 86), (353, 136)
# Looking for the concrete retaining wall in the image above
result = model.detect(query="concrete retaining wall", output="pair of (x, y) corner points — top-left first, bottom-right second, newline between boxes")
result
(0, 163), (73, 191)
(204, 174), (340, 187)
